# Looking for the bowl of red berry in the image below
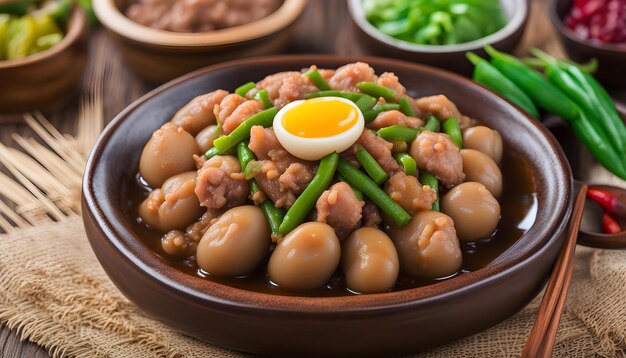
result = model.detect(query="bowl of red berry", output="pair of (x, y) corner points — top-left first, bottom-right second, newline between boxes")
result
(549, 0), (626, 88)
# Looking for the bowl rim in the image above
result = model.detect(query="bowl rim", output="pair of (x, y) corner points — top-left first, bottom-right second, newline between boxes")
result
(548, 0), (626, 53)
(83, 54), (572, 314)
(0, 5), (86, 69)
(347, 0), (528, 53)
(92, 0), (308, 47)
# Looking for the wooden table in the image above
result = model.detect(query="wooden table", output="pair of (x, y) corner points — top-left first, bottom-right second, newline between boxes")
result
(0, 0), (621, 356)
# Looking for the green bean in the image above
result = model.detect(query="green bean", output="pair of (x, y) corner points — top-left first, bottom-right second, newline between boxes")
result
(254, 89), (272, 109)
(355, 95), (378, 113)
(377, 125), (418, 142)
(261, 201), (284, 236)
(423, 115), (440, 132)
(303, 68), (331, 91)
(205, 147), (220, 160)
(443, 117), (462, 148)
(278, 152), (339, 235)
(363, 103), (401, 122)
(235, 82), (256, 97)
(305, 90), (377, 112)
(393, 153), (417, 176)
(237, 141), (284, 235)
(419, 172), (439, 211)
(355, 144), (389, 185)
(337, 159), (411, 227)
(306, 90), (361, 101)
(212, 106), (278, 154)
(398, 96), (416, 117)
(237, 141), (255, 168)
(357, 81), (397, 102)
(337, 173), (364, 201)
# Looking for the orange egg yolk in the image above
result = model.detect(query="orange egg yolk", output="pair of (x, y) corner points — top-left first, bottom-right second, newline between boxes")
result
(281, 98), (359, 138)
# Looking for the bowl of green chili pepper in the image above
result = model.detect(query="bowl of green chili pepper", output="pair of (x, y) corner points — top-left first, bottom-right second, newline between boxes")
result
(0, 0), (88, 114)
(348, 0), (529, 75)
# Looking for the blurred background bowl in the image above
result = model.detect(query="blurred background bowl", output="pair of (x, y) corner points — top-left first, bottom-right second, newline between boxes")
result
(348, 0), (529, 75)
(549, 0), (626, 89)
(0, 5), (88, 114)
(93, 0), (308, 84)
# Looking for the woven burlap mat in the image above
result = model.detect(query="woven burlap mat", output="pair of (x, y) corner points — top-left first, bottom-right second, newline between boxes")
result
(0, 217), (624, 357)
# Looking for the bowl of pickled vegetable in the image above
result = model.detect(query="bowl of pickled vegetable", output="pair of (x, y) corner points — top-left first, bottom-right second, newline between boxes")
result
(82, 55), (573, 356)
(348, 0), (529, 75)
(0, 0), (87, 114)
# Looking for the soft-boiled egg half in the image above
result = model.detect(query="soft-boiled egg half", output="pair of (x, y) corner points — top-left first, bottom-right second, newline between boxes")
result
(273, 97), (365, 161)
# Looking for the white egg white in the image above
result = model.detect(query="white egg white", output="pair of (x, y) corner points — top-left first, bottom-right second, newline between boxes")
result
(273, 97), (365, 161)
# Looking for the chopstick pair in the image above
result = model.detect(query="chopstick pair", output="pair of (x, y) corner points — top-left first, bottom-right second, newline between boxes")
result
(522, 184), (588, 358)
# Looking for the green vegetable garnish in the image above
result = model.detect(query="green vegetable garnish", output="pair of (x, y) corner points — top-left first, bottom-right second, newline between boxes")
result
(363, 0), (507, 46)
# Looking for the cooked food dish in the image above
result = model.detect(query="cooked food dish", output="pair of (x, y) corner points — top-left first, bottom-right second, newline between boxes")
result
(125, 0), (281, 33)
(127, 62), (537, 296)
(0, 0), (71, 61)
(363, 0), (507, 46)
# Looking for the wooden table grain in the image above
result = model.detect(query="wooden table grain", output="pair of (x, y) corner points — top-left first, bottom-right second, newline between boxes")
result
(0, 0), (614, 356)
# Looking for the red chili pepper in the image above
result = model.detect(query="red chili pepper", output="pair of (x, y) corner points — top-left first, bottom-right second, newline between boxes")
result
(602, 212), (621, 234)
(587, 188), (619, 215)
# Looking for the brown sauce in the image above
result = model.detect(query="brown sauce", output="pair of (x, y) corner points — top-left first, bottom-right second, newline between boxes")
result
(122, 149), (537, 297)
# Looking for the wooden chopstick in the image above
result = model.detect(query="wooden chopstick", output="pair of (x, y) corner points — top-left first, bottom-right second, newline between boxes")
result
(522, 184), (588, 358)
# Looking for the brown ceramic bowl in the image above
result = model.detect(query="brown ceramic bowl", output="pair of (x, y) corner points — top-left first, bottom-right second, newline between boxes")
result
(348, 0), (529, 75)
(82, 55), (572, 356)
(93, 0), (307, 84)
(0, 6), (88, 114)
(549, 0), (626, 89)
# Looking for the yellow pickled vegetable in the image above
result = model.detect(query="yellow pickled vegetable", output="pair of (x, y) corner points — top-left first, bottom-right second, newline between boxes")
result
(7, 15), (36, 60)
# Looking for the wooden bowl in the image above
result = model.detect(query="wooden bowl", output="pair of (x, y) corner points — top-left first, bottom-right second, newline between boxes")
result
(0, 6), (88, 114)
(93, 0), (308, 84)
(82, 55), (572, 356)
(548, 0), (626, 89)
(348, 0), (529, 75)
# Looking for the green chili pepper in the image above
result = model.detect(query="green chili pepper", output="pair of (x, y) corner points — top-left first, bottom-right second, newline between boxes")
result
(357, 81), (397, 102)
(443, 117), (462, 148)
(568, 112), (626, 180)
(254, 89), (272, 109)
(466, 51), (539, 118)
(211, 106), (278, 154)
(398, 96), (416, 117)
(303, 68), (331, 91)
(484, 45), (580, 120)
(420, 172), (439, 211)
(544, 63), (624, 155)
(237, 141), (284, 235)
(278, 152), (339, 235)
(235, 82), (256, 97)
(394, 153), (417, 177)
(377, 125), (418, 142)
(363, 103), (401, 122)
(564, 64), (626, 153)
(337, 159), (411, 227)
(355, 144), (389, 185)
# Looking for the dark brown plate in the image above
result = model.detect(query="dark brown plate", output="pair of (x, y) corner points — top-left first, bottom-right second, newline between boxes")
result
(82, 55), (572, 356)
